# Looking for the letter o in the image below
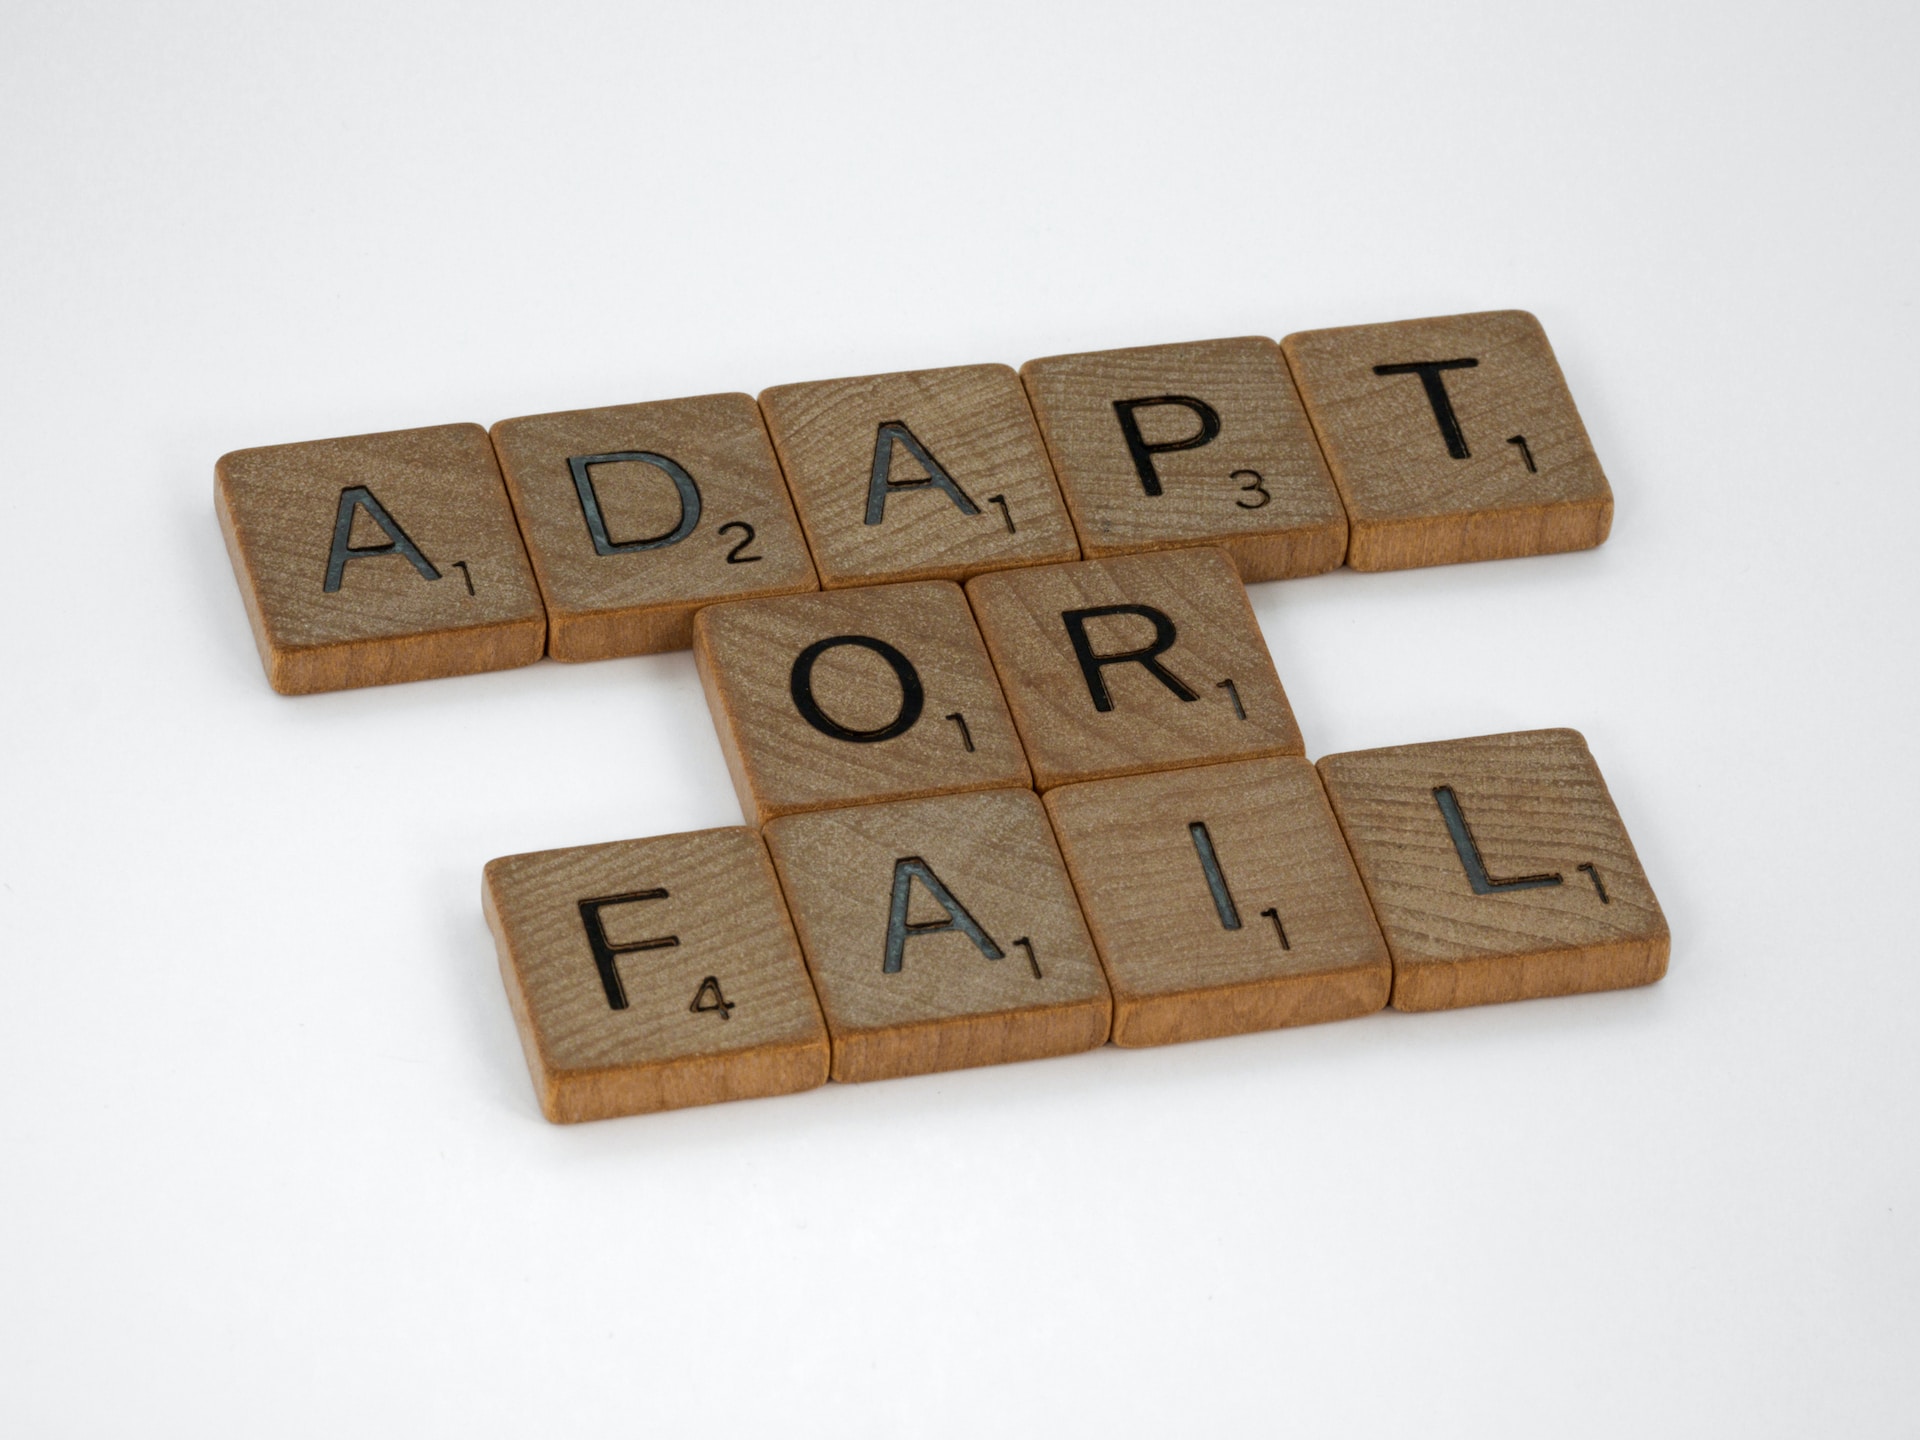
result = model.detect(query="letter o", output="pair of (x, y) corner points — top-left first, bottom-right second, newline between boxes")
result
(789, 635), (926, 743)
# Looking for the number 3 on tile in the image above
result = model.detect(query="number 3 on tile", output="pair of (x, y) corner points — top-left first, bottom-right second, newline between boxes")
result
(1232, 469), (1270, 509)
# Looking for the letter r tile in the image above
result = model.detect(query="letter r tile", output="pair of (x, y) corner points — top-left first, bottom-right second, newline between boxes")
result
(693, 581), (1029, 825)
(965, 547), (1304, 789)
(763, 789), (1110, 1083)
(1317, 728), (1669, 1011)
(490, 393), (818, 660)
(483, 827), (830, 1123)
(216, 424), (546, 693)
(758, 364), (1080, 589)
(1281, 310), (1613, 571)
(1046, 757), (1389, 1047)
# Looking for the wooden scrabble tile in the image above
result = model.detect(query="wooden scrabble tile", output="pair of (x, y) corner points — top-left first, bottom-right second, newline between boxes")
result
(483, 827), (829, 1123)
(1020, 336), (1347, 582)
(1045, 756), (1389, 1047)
(216, 423), (545, 693)
(762, 789), (1110, 1082)
(965, 547), (1304, 790)
(758, 364), (1079, 589)
(1317, 728), (1668, 1011)
(694, 580), (1030, 825)
(1280, 310), (1613, 571)
(490, 393), (818, 661)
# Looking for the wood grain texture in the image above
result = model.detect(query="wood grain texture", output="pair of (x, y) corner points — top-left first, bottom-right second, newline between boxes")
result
(763, 789), (1110, 1082)
(1280, 310), (1612, 571)
(965, 546), (1304, 790)
(1020, 336), (1347, 581)
(693, 580), (1030, 825)
(490, 393), (817, 661)
(1045, 756), (1389, 1047)
(1317, 728), (1668, 1011)
(216, 423), (545, 693)
(758, 364), (1079, 588)
(483, 827), (829, 1123)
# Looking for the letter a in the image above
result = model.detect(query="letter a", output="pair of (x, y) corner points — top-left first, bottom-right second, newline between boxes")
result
(865, 422), (981, 525)
(324, 486), (440, 592)
(881, 856), (1004, 974)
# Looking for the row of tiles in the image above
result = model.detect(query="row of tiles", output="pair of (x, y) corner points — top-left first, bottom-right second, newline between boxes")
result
(487, 730), (1669, 1124)
(700, 546), (1295, 822)
(218, 309), (1614, 694)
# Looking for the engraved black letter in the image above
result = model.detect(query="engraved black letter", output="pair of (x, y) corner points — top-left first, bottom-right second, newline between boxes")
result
(789, 635), (925, 742)
(1061, 605), (1198, 712)
(577, 890), (680, 1010)
(323, 486), (439, 592)
(865, 421), (980, 525)
(1372, 359), (1480, 459)
(1111, 396), (1221, 497)
(882, 857), (1003, 974)
(1432, 786), (1563, 894)
(567, 451), (702, 556)
(1188, 821), (1242, 930)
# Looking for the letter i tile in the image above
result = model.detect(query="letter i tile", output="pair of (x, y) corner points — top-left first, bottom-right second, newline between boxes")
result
(1317, 728), (1668, 1010)
(763, 789), (1110, 1082)
(216, 424), (546, 693)
(693, 580), (1028, 825)
(1046, 757), (1390, 1047)
(484, 828), (829, 1122)
(490, 393), (818, 660)
(1281, 310), (1613, 571)
(966, 546), (1303, 789)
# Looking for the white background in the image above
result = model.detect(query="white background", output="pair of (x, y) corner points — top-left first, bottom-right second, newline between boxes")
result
(1, 2), (1914, 1434)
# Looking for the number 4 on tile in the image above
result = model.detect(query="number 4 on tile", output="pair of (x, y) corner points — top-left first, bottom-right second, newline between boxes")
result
(690, 975), (735, 1020)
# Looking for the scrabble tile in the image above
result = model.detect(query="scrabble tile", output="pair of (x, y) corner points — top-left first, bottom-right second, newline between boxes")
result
(694, 580), (1030, 825)
(1045, 756), (1390, 1047)
(483, 827), (829, 1122)
(216, 423), (545, 693)
(1280, 310), (1612, 571)
(1317, 728), (1668, 1011)
(1020, 336), (1347, 582)
(965, 547), (1304, 790)
(758, 364), (1079, 588)
(762, 789), (1110, 1082)
(490, 393), (818, 661)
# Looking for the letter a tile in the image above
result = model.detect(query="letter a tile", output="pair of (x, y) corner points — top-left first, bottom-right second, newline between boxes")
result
(1281, 310), (1613, 571)
(1021, 336), (1347, 581)
(758, 364), (1079, 589)
(483, 827), (829, 1122)
(1317, 729), (1668, 1011)
(693, 581), (1029, 825)
(490, 393), (818, 661)
(763, 790), (1110, 1082)
(1046, 757), (1389, 1047)
(966, 547), (1304, 790)
(216, 424), (546, 693)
